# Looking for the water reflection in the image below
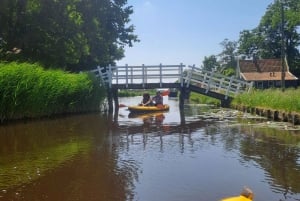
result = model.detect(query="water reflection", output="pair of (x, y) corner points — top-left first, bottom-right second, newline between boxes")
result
(0, 114), (137, 201)
(239, 125), (300, 198)
(0, 98), (300, 201)
(113, 99), (300, 201)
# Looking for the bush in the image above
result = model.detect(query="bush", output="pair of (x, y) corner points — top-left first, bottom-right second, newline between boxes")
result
(0, 62), (105, 122)
(232, 88), (300, 112)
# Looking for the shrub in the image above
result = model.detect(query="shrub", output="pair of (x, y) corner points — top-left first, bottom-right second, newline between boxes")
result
(0, 62), (105, 122)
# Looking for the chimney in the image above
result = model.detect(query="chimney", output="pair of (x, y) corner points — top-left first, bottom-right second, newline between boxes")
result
(252, 54), (260, 72)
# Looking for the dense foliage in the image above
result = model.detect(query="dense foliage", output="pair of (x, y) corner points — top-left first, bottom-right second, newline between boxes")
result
(0, 0), (138, 71)
(0, 62), (105, 122)
(238, 0), (300, 75)
(202, 0), (300, 77)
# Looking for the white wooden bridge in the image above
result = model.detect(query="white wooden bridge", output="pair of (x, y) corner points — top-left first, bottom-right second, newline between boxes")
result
(90, 64), (253, 110)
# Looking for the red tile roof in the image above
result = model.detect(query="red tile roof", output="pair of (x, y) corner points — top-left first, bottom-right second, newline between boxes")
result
(240, 72), (298, 81)
(239, 59), (298, 81)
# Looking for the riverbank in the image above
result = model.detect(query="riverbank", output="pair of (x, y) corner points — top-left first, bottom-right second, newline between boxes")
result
(0, 62), (105, 123)
(232, 88), (300, 125)
(232, 104), (300, 125)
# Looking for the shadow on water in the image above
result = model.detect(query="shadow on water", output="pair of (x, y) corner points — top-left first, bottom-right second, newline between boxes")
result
(0, 97), (300, 201)
(108, 98), (300, 201)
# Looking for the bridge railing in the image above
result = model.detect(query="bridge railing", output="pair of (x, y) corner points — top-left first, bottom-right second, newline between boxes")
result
(91, 64), (185, 88)
(184, 65), (253, 98)
(90, 64), (253, 98)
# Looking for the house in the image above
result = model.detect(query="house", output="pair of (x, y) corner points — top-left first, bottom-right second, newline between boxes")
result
(237, 58), (298, 89)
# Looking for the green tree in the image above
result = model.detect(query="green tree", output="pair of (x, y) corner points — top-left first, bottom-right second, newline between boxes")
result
(218, 39), (237, 67)
(238, 0), (300, 75)
(218, 39), (237, 76)
(201, 39), (237, 77)
(0, 0), (138, 71)
(238, 29), (264, 58)
(202, 55), (220, 71)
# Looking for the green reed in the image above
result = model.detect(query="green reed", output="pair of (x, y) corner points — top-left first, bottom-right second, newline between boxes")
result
(232, 88), (300, 113)
(0, 62), (105, 122)
(190, 92), (220, 105)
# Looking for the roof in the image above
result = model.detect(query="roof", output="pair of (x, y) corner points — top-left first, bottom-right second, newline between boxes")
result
(239, 59), (298, 81)
(240, 72), (298, 81)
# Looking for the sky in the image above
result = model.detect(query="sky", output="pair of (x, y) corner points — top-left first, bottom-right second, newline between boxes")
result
(117, 0), (275, 66)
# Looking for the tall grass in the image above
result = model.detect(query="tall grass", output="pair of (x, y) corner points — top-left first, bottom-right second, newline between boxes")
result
(0, 62), (105, 122)
(232, 88), (300, 113)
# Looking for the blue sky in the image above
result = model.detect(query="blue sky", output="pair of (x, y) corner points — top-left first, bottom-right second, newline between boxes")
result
(117, 0), (274, 66)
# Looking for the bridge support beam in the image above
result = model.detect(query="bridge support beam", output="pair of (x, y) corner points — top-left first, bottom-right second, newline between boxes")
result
(179, 87), (184, 110)
(113, 89), (119, 113)
(220, 98), (232, 108)
(179, 87), (190, 110)
(107, 88), (119, 113)
(107, 88), (113, 113)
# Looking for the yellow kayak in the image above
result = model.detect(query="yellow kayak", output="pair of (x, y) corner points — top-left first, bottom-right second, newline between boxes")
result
(128, 112), (165, 119)
(221, 187), (253, 201)
(128, 104), (169, 113)
(221, 195), (252, 201)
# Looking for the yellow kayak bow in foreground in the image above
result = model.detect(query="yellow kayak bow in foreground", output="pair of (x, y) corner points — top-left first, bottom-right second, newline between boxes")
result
(221, 187), (254, 201)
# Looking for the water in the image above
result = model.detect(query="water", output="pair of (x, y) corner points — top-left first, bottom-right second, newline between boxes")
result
(0, 96), (300, 201)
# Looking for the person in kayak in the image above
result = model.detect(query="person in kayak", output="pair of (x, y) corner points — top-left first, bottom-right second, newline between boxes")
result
(152, 91), (163, 106)
(140, 93), (153, 106)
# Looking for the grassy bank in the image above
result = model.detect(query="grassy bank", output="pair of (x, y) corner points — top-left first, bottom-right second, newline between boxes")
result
(232, 88), (300, 113)
(0, 62), (105, 122)
(190, 92), (220, 105)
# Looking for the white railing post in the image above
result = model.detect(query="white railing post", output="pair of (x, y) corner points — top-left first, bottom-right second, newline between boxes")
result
(179, 63), (184, 87)
(225, 76), (234, 99)
(142, 64), (145, 88)
(218, 78), (224, 91)
(159, 63), (162, 88)
(115, 65), (119, 85)
(186, 65), (195, 87)
(203, 72), (207, 88)
(130, 65), (133, 85)
(97, 66), (104, 86)
(125, 64), (129, 87)
(235, 82), (241, 95)
(205, 70), (214, 93)
(96, 65), (102, 77)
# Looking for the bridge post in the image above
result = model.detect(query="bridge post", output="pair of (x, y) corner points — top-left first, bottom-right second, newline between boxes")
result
(107, 88), (119, 113)
(179, 87), (185, 110)
(220, 98), (232, 108)
(180, 63), (184, 87)
(179, 87), (190, 110)
(107, 87), (113, 113)
(113, 88), (119, 112)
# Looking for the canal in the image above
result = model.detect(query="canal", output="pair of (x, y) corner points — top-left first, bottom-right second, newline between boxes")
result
(0, 97), (300, 201)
